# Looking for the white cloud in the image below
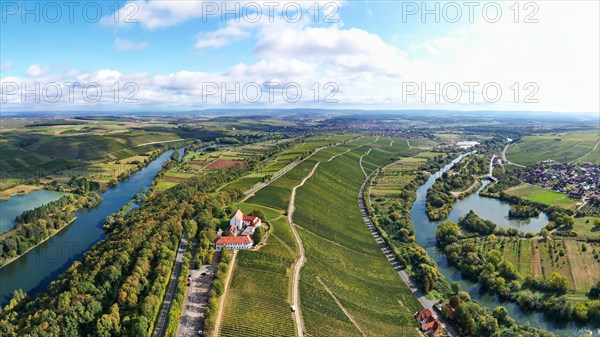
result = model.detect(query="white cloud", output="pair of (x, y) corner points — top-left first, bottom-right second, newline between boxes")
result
(102, 0), (344, 29)
(195, 24), (250, 49)
(25, 64), (48, 77)
(114, 37), (149, 51)
(5, 1), (598, 113)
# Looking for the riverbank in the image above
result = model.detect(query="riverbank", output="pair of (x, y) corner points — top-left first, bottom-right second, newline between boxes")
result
(0, 148), (184, 306)
(411, 154), (599, 336)
(0, 217), (77, 269)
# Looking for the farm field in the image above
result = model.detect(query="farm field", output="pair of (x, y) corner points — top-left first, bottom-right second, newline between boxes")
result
(506, 130), (600, 165)
(465, 236), (600, 297)
(0, 122), (196, 190)
(232, 136), (425, 337)
(219, 214), (297, 337)
(505, 184), (580, 210)
(294, 143), (421, 337)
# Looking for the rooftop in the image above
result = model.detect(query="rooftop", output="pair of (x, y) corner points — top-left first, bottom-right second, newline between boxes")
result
(216, 235), (252, 245)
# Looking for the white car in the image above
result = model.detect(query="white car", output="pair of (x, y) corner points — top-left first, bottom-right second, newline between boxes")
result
(291, 305), (296, 312)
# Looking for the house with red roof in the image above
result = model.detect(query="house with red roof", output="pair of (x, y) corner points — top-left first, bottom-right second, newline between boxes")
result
(415, 308), (444, 336)
(230, 209), (262, 230)
(215, 235), (253, 251)
(415, 308), (433, 323)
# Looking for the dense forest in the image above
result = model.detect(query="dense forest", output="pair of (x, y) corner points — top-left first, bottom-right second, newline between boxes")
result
(0, 164), (246, 336)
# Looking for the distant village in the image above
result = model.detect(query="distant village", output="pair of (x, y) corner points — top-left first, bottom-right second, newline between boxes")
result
(517, 162), (600, 204)
(214, 209), (263, 251)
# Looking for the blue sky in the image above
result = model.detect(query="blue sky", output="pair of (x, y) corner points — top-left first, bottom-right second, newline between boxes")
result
(1, 0), (599, 112)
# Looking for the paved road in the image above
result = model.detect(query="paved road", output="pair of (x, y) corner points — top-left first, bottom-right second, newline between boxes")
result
(178, 262), (216, 337)
(501, 143), (526, 168)
(358, 178), (459, 337)
(287, 163), (320, 337)
(212, 250), (238, 337)
(153, 236), (189, 337)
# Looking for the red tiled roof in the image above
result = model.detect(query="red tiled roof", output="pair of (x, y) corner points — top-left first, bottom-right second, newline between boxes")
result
(422, 320), (436, 331)
(416, 308), (432, 321)
(243, 215), (261, 225)
(216, 235), (252, 244)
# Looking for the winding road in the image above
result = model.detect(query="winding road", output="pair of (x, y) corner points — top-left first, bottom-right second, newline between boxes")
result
(287, 162), (320, 337)
(501, 143), (526, 168)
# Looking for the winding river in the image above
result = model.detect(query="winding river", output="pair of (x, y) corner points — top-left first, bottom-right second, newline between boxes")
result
(0, 148), (183, 306)
(411, 154), (599, 336)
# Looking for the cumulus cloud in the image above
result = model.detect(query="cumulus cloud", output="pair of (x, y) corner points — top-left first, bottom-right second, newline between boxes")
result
(25, 64), (48, 77)
(102, 0), (344, 29)
(114, 37), (149, 51)
(195, 24), (250, 49)
(5, 1), (598, 112)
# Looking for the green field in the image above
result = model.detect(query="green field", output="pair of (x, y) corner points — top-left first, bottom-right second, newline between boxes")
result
(505, 184), (579, 210)
(229, 137), (423, 337)
(219, 217), (297, 337)
(294, 142), (421, 337)
(506, 130), (600, 165)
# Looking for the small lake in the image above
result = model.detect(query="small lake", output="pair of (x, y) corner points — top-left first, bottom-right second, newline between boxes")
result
(411, 154), (599, 337)
(0, 148), (183, 306)
(447, 181), (549, 234)
(1, 190), (66, 233)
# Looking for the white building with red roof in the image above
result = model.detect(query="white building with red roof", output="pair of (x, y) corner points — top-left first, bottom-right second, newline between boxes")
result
(230, 209), (262, 231)
(215, 235), (253, 251)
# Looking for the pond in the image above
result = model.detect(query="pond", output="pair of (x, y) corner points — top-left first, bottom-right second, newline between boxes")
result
(0, 190), (66, 233)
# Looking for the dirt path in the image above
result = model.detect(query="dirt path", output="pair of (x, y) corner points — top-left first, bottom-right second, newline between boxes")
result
(359, 149), (373, 178)
(212, 250), (238, 337)
(287, 162), (320, 337)
(316, 276), (367, 337)
(450, 180), (479, 197)
(530, 241), (542, 277)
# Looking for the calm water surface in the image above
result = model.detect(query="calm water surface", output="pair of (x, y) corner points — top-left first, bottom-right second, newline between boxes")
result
(410, 154), (599, 336)
(0, 190), (65, 233)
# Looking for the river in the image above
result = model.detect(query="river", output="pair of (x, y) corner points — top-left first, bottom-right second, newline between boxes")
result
(410, 154), (599, 336)
(0, 148), (183, 306)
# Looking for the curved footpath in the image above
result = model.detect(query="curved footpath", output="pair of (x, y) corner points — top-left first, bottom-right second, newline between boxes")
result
(358, 175), (459, 337)
(287, 162), (320, 337)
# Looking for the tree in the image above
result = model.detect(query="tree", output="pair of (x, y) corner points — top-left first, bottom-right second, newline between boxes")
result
(253, 226), (267, 245)
(547, 272), (569, 294)
(248, 209), (266, 220)
(540, 228), (549, 239)
(436, 221), (460, 247)
(451, 281), (461, 295)
(587, 281), (600, 299)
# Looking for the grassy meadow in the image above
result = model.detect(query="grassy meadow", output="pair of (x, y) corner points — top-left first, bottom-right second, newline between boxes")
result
(505, 184), (580, 210)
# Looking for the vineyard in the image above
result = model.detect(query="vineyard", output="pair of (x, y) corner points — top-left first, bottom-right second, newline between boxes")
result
(294, 143), (421, 337)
